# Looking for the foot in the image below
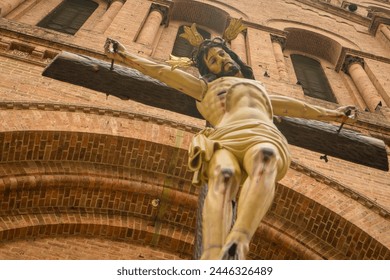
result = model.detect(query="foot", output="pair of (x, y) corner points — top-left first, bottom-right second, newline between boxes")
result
(220, 230), (250, 260)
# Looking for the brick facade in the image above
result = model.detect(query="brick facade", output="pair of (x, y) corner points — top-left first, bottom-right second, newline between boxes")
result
(0, 0), (389, 259)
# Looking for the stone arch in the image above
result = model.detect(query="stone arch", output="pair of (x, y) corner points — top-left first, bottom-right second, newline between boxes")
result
(267, 20), (360, 51)
(284, 27), (343, 65)
(0, 130), (198, 259)
(0, 177), (196, 254)
(200, 0), (249, 20)
(154, 0), (248, 61)
(0, 222), (194, 259)
(249, 181), (390, 259)
(170, 0), (230, 34)
(250, 221), (323, 259)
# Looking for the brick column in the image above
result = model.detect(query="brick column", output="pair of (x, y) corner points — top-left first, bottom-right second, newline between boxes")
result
(379, 24), (390, 41)
(271, 35), (288, 81)
(343, 56), (385, 112)
(0, 0), (26, 17)
(230, 32), (247, 63)
(94, 0), (124, 33)
(137, 4), (167, 46)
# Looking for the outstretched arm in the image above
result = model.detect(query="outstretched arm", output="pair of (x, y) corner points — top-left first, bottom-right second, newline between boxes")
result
(104, 38), (206, 101)
(270, 95), (357, 123)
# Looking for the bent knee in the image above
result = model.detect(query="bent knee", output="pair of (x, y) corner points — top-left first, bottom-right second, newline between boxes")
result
(253, 146), (278, 162)
(211, 165), (240, 182)
(245, 146), (279, 175)
(209, 165), (241, 194)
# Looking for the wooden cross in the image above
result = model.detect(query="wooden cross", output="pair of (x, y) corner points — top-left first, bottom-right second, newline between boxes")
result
(43, 51), (389, 172)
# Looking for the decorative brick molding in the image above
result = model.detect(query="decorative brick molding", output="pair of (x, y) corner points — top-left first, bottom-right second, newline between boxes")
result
(0, 236), (185, 260)
(0, 101), (202, 134)
(267, 182), (390, 259)
(0, 215), (194, 259)
(0, 38), (58, 66)
(290, 161), (389, 219)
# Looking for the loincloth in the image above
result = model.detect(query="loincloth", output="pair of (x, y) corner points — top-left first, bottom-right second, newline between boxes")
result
(188, 120), (291, 186)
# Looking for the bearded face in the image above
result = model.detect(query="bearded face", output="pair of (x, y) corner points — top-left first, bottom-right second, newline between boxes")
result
(203, 47), (241, 77)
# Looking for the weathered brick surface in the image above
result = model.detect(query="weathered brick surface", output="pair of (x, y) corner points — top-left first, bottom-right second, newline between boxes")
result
(0, 236), (186, 260)
(289, 145), (390, 209)
(0, 0), (389, 259)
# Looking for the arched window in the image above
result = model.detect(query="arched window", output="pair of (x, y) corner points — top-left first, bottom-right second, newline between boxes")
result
(37, 0), (98, 35)
(291, 54), (337, 103)
(171, 25), (211, 58)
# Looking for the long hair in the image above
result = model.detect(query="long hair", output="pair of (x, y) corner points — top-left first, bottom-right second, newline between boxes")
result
(193, 37), (255, 81)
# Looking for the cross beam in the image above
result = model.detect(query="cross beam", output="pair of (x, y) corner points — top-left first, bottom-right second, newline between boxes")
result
(42, 52), (389, 171)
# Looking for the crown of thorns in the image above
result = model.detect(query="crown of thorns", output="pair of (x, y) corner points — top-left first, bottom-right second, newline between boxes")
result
(166, 18), (247, 70)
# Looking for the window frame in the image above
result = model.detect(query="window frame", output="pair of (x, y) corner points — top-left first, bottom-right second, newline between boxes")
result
(37, 0), (98, 35)
(290, 54), (337, 103)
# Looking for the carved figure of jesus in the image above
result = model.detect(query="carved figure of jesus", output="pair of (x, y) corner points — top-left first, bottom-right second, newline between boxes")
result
(104, 37), (356, 259)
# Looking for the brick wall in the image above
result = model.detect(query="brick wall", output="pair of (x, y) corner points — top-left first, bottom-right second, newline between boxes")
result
(0, 236), (185, 260)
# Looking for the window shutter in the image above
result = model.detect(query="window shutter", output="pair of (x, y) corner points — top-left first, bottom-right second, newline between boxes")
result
(38, 0), (98, 35)
(291, 54), (337, 103)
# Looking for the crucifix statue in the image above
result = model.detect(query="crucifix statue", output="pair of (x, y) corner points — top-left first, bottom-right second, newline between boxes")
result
(103, 19), (357, 260)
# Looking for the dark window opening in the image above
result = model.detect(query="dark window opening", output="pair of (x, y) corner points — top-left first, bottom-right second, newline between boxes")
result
(37, 0), (98, 35)
(171, 25), (211, 58)
(291, 54), (337, 103)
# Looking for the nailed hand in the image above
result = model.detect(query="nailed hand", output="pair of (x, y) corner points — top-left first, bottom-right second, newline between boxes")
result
(336, 105), (358, 123)
(104, 38), (126, 59)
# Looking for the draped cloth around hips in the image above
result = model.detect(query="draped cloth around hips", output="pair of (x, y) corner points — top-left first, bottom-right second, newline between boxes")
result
(188, 120), (291, 186)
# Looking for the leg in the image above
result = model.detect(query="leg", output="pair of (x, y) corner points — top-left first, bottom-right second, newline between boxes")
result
(201, 149), (241, 260)
(220, 143), (280, 259)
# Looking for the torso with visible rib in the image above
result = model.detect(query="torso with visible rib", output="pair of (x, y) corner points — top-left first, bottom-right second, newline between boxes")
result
(196, 77), (274, 128)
